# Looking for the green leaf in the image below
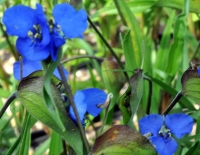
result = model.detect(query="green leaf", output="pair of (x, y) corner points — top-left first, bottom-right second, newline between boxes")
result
(90, 0), (157, 19)
(17, 76), (83, 155)
(185, 141), (200, 155)
(118, 69), (144, 126)
(115, 0), (144, 73)
(18, 77), (62, 133)
(118, 87), (131, 124)
(165, 0), (190, 75)
(49, 132), (62, 155)
(90, 125), (157, 155)
(116, 0), (152, 76)
(33, 138), (50, 155)
(147, 74), (196, 110)
(155, 0), (200, 14)
(19, 113), (37, 155)
(128, 69), (144, 127)
(6, 135), (22, 155)
(181, 68), (200, 103)
(154, 10), (175, 70)
(43, 53), (65, 132)
(121, 31), (139, 77)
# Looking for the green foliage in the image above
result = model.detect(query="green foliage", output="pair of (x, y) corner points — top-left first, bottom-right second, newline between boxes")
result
(0, 0), (199, 154)
(181, 67), (200, 103)
(90, 125), (157, 155)
(17, 76), (83, 154)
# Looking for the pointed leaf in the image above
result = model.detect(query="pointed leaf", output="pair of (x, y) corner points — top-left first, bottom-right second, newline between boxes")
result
(115, 0), (143, 72)
(17, 76), (83, 155)
(90, 125), (156, 155)
(155, 0), (200, 14)
(19, 113), (36, 155)
(128, 69), (144, 127)
(116, 0), (152, 76)
(165, 0), (190, 75)
(118, 86), (131, 124)
(181, 68), (200, 103)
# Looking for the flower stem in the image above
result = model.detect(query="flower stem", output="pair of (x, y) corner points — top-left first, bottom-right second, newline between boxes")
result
(0, 22), (17, 60)
(143, 75), (152, 115)
(61, 55), (104, 64)
(0, 92), (17, 118)
(162, 91), (183, 115)
(57, 64), (90, 153)
(87, 17), (129, 81)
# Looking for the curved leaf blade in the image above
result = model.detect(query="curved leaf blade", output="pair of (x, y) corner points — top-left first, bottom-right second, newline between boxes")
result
(90, 125), (156, 155)
(17, 76), (83, 155)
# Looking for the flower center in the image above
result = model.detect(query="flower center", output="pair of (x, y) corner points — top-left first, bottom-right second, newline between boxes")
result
(28, 24), (42, 42)
(158, 125), (171, 138)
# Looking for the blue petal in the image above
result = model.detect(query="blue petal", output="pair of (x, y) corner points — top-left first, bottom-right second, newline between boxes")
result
(13, 59), (68, 80)
(198, 67), (200, 76)
(81, 88), (107, 116)
(49, 29), (65, 61)
(53, 4), (88, 38)
(69, 91), (87, 122)
(35, 4), (50, 47)
(139, 114), (163, 137)
(53, 67), (68, 81)
(13, 59), (42, 80)
(151, 137), (178, 155)
(16, 37), (50, 61)
(165, 114), (194, 138)
(2, 5), (37, 37)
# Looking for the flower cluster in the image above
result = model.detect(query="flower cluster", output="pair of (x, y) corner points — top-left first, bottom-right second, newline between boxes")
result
(139, 114), (193, 155)
(3, 3), (106, 124)
(2, 3), (88, 61)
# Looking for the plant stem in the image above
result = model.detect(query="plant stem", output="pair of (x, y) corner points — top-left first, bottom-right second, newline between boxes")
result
(162, 91), (183, 115)
(0, 92), (17, 118)
(61, 55), (104, 64)
(0, 22), (17, 60)
(87, 17), (129, 81)
(143, 75), (152, 115)
(57, 64), (90, 153)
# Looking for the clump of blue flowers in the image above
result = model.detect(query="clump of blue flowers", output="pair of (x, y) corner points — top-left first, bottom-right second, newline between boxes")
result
(2, 3), (87, 61)
(139, 114), (194, 155)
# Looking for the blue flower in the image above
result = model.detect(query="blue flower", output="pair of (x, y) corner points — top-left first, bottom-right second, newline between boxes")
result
(3, 4), (50, 61)
(13, 59), (68, 80)
(69, 88), (107, 123)
(52, 4), (88, 39)
(139, 114), (193, 155)
(50, 3), (88, 60)
(3, 3), (88, 61)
